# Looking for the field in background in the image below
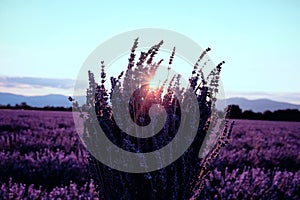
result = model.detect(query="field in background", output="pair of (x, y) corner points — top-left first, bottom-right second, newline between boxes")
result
(0, 110), (299, 199)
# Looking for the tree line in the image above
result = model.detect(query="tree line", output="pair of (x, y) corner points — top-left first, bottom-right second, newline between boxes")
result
(228, 105), (300, 122)
(0, 102), (299, 121)
(0, 102), (72, 111)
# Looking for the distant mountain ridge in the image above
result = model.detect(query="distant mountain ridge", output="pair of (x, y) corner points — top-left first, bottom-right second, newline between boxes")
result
(216, 97), (300, 112)
(0, 92), (71, 108)
(0, 92), (300, 112)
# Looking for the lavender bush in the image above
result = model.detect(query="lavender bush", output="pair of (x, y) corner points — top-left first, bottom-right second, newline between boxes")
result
(201, 120), (300, 199)
(0, 110), (89, 189)
(70, 39), (234, 199)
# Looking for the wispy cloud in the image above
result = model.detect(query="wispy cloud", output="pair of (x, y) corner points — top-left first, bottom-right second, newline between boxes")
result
(0, 76), (75, 96)
(0, 76), (299, 105)
(0, 76), (75, 89)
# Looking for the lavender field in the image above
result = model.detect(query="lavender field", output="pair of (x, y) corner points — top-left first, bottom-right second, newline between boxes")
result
(0, 109), (299, 199)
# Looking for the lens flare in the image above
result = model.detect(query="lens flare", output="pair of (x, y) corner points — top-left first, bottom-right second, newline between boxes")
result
(148, 79), (159, 90)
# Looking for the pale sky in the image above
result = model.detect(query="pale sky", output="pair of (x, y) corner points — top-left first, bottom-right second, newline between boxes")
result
(0, 1), (300, 103)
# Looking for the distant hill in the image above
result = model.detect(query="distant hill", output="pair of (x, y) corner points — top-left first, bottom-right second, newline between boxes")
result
(216, 97), (300, 112)
(1, 93), (300, 112)
(0, 93), (71, 108)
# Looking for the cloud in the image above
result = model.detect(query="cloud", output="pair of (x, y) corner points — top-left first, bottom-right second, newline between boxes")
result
(1, 76), (299, 105)
(0, 76), (75, 96)
(0, 76), (75, 89)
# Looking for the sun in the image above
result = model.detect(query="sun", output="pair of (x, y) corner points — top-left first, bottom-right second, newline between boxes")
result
(148, 79), (159, 90)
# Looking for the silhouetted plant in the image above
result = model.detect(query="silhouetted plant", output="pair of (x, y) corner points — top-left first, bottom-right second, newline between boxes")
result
(70, 39), (234, 199)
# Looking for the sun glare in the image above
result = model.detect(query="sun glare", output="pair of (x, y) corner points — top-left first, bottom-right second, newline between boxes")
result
(148, 79), (159, 90)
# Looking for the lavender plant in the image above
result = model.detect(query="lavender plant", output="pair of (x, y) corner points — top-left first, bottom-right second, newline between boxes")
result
(70, 39), (234, 199)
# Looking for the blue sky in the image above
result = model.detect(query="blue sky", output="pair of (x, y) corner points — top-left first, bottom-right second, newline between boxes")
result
(0, 1), (299, 103)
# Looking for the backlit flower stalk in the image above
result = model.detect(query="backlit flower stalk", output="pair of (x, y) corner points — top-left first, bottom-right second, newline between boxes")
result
(70, 39), (235, 199)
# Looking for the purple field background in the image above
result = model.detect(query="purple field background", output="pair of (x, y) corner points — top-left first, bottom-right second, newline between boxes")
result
(0, 110), (299, 199)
